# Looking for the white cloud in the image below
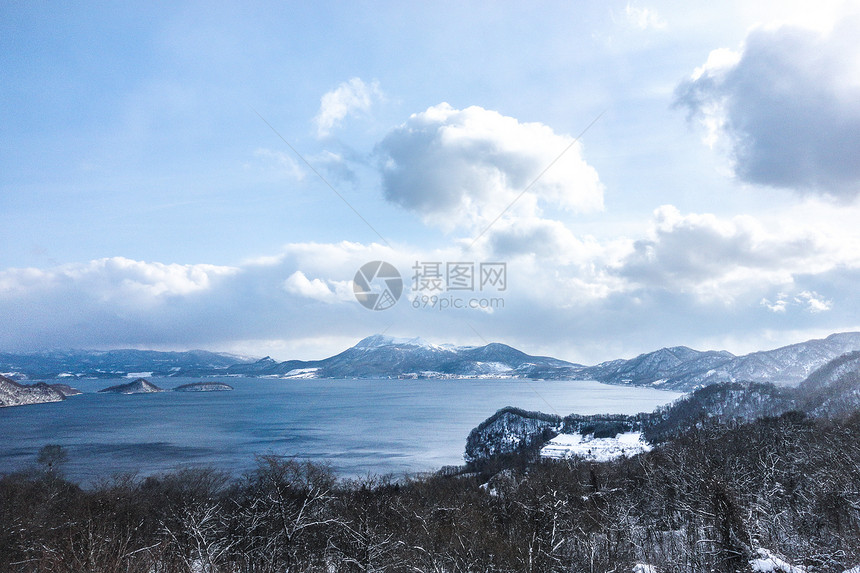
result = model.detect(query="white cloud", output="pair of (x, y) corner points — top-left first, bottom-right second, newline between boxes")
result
(0, 257), (238, 302)
(676, 20), (860, 196)
(283, 271), (337, 302)
(624, 3), (667, 30)
(283, 271), (353, 303)
(377, 103), (604, 233)
(761, 294), (788, 313)
(0, 248), (382, 352)
(618, 205), (853, 302)
(736, 0), (848, 35)
(796, 290), (832, 313)
(0, 228), (856, 362)
(314, 78), (383, 137)
(761, 290), (833, 314)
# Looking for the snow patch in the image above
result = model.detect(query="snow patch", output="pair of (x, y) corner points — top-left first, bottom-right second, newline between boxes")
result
(355, 334), (471, 352)
(750, 549), (807, 573)
(541, 432), (651, 462)
(282, 368), (320, 379)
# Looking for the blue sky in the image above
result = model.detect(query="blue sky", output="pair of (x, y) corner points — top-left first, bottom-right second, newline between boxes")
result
(2, 1), (860, 363)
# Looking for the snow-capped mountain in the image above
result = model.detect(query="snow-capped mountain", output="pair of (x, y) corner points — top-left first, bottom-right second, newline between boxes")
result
(670, 332), (860, 389)
(227, 335), (577, 379)
(568, 332), (860, 391)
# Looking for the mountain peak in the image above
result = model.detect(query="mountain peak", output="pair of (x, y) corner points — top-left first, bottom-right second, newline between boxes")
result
(354, 334), (438, 350)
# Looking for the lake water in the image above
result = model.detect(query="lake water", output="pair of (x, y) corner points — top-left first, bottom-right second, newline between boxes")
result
(0, 378), (682, 484)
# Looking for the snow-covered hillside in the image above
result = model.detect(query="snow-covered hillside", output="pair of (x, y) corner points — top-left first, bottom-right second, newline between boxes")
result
(0, 375), (70, 407)
(570, 332), (860, 391)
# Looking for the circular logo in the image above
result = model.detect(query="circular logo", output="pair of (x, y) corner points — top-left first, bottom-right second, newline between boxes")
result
(353, 261), (403, 311)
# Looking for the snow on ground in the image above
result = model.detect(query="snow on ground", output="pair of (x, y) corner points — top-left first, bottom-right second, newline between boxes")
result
(540, 432), (651, 462)
(750, 549), (807, 572)
(282, 368), (320, 379)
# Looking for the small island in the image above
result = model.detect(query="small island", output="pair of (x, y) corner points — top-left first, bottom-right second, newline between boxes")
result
(1, 375), (80, 407)
(98, 378), (164, 394)
(172, 382), (233, 392)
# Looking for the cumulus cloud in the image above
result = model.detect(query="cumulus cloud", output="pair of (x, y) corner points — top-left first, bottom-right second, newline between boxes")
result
(1, 234), (858, 364)
(0, 249), (362, 351)
(618, 205), (849, 301)
(376, 103), (604, 233)
(796, 290), (833, 313)
(0, 257), (238, 302)
(760, 294), (788, 313)
(762, 290), (832, 314)
(314, 78), (382, 137)
(283, 271), (353, 303)
(283, 271), (337, 302)
(675, 21), (860, 196)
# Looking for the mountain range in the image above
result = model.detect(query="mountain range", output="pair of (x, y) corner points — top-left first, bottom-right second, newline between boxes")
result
(559, 331), (860, 390)
(3, 332), (860, 393)
(0, 349), (253, 380)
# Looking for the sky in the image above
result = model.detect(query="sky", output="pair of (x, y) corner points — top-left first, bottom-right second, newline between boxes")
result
(2, 0), (860, 364)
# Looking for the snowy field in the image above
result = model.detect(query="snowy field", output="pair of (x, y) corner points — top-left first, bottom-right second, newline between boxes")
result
(540, 431), (651, 462)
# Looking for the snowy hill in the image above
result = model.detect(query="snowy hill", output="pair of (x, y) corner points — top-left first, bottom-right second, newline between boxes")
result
(228, 335), (577, 379)
(464, 406), (650, 464)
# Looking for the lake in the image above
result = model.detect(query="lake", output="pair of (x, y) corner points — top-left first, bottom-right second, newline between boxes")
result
(0, 378), (683, 484)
